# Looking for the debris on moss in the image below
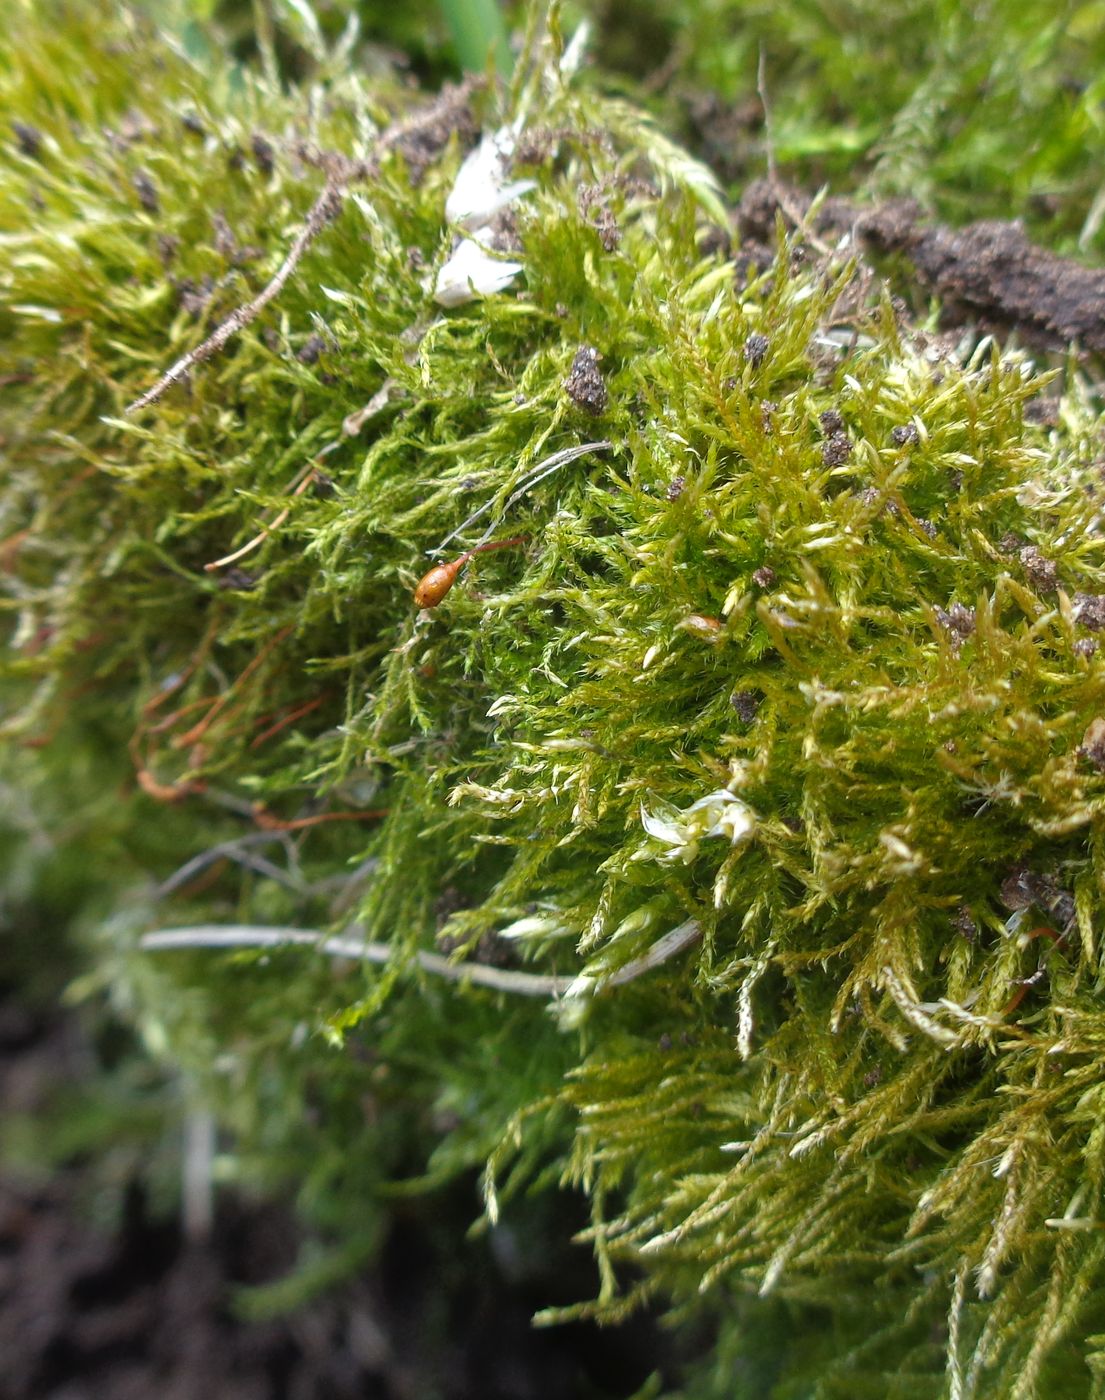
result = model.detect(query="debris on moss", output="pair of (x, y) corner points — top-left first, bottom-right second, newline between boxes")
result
(740, 179), (1105, 354)
(562, 344), (608, 415)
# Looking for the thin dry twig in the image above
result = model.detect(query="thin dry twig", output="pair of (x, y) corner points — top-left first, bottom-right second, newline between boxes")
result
(247, 802), (389, 832)
(607, 918), (701, 986)
(140, 915), (701, 999)
(756, 45), (777, 188)
(430, 440), (613, 556)
(142, 924), (572, 997)
(157, 832), (307, 898)
(204, 456), (328, 571)
(126, 79), (482, 415)
(127, 179), (346, 414)
(171, 624), (293, 748)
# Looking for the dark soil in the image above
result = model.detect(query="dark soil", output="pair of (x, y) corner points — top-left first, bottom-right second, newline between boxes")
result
(737, 178), (1105, 353)
(0, 993), (671, 1400)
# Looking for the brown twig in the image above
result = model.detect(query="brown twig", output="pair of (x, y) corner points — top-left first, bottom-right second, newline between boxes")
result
(249, 693), (328, 749)
(249, 802), (389, 832)
(141, 619), (219, 717)
(171, 624), (293, 750)
(738, 178), (1105, 353)
(204, 463), (319, 571)
(125, 79), (482, 415)
(127, 179), (346, 414)
(134, 762), (207, 804)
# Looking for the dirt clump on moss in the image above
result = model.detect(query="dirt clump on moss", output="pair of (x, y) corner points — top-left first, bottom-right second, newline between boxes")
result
(738, 178), (1105, 351)
(563, 345), (608, 415)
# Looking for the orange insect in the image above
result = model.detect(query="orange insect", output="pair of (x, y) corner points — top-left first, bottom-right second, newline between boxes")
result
(413, 535), (527, 609)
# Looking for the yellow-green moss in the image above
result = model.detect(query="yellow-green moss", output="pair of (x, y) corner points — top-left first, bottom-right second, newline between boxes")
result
(5, 3), (1105, 1396)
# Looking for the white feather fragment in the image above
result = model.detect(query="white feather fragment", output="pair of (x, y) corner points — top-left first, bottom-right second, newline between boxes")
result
(434, 237), (524, 307)
(433, 122), (536, 307)
(445, 129), (535, 230)
(639, 790), (756, 865)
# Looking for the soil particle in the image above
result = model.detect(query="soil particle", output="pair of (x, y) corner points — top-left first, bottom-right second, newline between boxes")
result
(935, 603), (973, 652)
(891, 423), (919, 446)
(563, 346), (608, 415)
(114, 109), (157, 148)
(951, 907), (978, 941)
(935, 602), (976, 637)
(735, 242), (773, 285)
(858, 488), (898, 517)
(1019, 544), (1058, 592)
(818, 408), (846, 436)
(12, 121), (42, 158)
(999, 866), (1075, 927)
(578, 186), (620, 251)
(1073, 592), (1105, 630)
(176, 276), (215, 318)
(210, 211), (238, 261)
(744, 332), (770, 368)
(511, 128), (554, 167)
(698, 225), (730, 258)
(486, 206), (522, 253)
(1024, 396), (1060, 427)
(752, 566), (776, 588)
(730, 690), (760, 723)
(218, 568), (257, 591)
(250, 133), (274, 175)
(391, 80), (479, 185)
(821, 432), (852, 468)
(665, 475), (686, 502)
(511, 125), (577, 168)
(592, 205), (620, 252)
(132, 169), (158, 214)
(296, 333), (327, 365)
(682, 92), (762, 182)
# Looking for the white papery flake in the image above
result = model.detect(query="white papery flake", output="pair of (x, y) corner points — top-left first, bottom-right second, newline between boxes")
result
(433, 24), (597, 307)
(434, 237), (525, 307)
(639, 790), (757, 865)
(433, 123), (535, 307)
(445, 129), (535, 230)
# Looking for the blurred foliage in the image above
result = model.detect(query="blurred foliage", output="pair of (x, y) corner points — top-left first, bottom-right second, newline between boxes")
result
(592, 0), (1105, 248)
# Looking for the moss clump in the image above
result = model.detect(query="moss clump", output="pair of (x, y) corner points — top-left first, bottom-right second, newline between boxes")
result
(6, 2), (1105, 1395)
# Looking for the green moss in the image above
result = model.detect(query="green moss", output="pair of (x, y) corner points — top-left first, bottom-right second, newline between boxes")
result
(5, 2), (1105, 1396)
